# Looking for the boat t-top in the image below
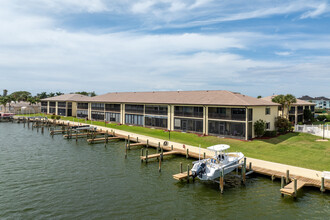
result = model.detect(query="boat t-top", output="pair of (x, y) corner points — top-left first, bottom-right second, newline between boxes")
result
(191, 144), (244, 181)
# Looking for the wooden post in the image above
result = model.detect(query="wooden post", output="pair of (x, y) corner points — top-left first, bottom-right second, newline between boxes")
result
(281, 176), (284, 197)
(242, 157), (246, 184)
(180, 162), (183, 173)
(271, 175), (275, 182)
(160, 147), (163, 161)
(203, 152), (206, 159)
(220, 168), (224, 194)
(321, 177), (325, 192)
(136, 137), (138, 142)
(145, 149), (148, 163)
(158, 142), (160, 153)
(105, 131), (108, 143)
(187, 164), (190, 183)
(76, 130), (78, 142)
(186, 148), (189, 159)
(141, 148), (144, 156)
(125, 139), (127, 159)
(41, 126), (44, 134)
(128, 135), (130, 150)
(249, 162), (252, 170)
(286, 170), (290, 184)
(159, 157), (162, 172)
(147, 139), (149, 148)
(294, 179), (297, 197)
(171, 145), (173, 151)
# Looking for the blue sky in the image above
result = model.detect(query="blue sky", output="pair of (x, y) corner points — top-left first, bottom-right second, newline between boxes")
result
(0, 0), (329, 98)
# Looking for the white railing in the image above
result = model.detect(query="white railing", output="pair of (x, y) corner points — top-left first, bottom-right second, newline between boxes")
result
(295, 124), (330, 139)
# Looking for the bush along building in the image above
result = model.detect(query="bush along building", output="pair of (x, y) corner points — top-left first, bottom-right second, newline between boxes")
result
(41, 90), (281, 140)
(261, 95), (316, 125)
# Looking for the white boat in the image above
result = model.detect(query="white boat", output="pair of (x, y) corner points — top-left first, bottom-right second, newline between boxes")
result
(191, 144), (244, 181)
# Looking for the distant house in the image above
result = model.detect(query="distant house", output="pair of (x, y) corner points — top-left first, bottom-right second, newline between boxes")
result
(261, 95), (315, 125)
(0, 101), (41, 114)
(299, 96), (330, 109)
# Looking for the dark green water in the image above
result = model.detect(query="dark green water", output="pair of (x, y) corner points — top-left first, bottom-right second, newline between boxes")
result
(0, 123), (329, 219)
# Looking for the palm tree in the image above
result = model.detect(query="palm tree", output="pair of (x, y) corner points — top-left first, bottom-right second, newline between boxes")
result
(272, 94), (297, 119)
(0, 96), (10, 112)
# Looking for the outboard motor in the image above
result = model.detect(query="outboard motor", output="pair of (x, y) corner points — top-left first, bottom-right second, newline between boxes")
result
(192, 163), (206, 178)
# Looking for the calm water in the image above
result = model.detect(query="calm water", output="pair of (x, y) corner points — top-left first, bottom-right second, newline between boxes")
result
(0, 123), (329, 219)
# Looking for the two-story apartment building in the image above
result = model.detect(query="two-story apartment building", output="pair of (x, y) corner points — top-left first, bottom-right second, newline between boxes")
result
(261, 95), (316, 125)
(41, 90), (280, 140)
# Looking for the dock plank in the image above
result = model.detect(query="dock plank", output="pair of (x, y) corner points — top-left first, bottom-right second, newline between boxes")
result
(140, 151), (180, 160)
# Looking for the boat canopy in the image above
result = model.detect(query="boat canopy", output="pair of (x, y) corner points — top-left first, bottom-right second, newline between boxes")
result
(207, 144), (230, 152)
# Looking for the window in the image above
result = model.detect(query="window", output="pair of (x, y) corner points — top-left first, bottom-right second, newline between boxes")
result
(58, 108), (66, 116)
(266, 122), (270, 130)
(77, 103), (88, 109)
(41, 101), (48, 106)
(58, 102), (66, 108)
(105, 112), (120, 122)
(91, 103), (104, 111)
(265, 107), (271, 115)
(91, 111), (104, 120)
(49, 102), (56, 107)
(105, 104), (120, 112)
(174, 118), (203, 133)
(77, 110), (88, 118)
(145, 115), (168, 128)
(248, 109), (253, 121)
(49, 107), (56, 114)
(125, 105), (144, 114)
(145, 105), (168, 115)
(174, 106), (203, 118)
(208, 120), (246, 139)
(41, 107), (47, 113)
(125, 114), (144, 126)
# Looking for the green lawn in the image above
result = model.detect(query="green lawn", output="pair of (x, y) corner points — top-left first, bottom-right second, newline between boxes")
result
(18, 114), (330, 171)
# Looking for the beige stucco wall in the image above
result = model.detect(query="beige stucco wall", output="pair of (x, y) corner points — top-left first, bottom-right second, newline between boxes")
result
(72, 102), (77, 116)
(252, 106), (278, 137)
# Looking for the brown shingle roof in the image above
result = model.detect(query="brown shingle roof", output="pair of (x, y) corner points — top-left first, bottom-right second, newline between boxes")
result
(261, 95), (316, 106)
(90, 90), (279, 106)
(41, 94), (91, 102)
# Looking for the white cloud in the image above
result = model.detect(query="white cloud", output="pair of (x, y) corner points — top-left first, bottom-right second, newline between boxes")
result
(275, 51), (292, 56)
(300, 3), (328, 19)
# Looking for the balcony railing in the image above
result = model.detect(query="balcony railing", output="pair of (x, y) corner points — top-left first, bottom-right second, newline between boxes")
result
(208, 113), (246, 121)
(174, 112), (203, 118)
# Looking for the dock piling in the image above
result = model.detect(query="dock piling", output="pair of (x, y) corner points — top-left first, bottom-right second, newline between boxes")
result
(128, 135), (130, 150)
(294, 179), (297, 197)
(321, 177), (325, 192)
(242, 157), (246, 184)
(145, 149), (148, 163)
(159, 157), (162, 172)
(187, 164), (190, 183)
(220, 168), (224, 194)
(147, 139), (149, 148)
(171, 145), (173, 151)
(125, 139), (127, 159)
(186, 148), (189, 159)
(286, 170), (290, 184)
(203, 152), (206, 159)
(281, 176), (284, 197)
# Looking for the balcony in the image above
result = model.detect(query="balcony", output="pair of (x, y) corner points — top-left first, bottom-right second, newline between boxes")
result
(208, 113), (246, 121)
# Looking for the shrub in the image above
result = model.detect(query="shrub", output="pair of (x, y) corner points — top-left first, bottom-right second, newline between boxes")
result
(254, 119), (266, 137)
(303, 109), (314, 122)
(50, 115), (55, 119)
(315, 108), (323, 113)
(327, 115), (330, 122)
(263, 130), (277, 137)
(317, 114), (327, 122)
(275, 117), (291, 134)
(56, 115), (61, 120)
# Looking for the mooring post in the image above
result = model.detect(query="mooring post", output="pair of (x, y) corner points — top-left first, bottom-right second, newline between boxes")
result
(136, 137), (138, 142)
(146, 139), (149, 148)
(141, 148), (144, 156)
(286, 170), (290, 184)
(321, 177), (325, 192)
(171, 145), (173, 151)
(242, 157), (246, 184)
(203, 152), (206, 159)
(180, 162), (183, 173)
(128, 135), (130, 150)
(220, 168), (224, 194)
(186, 148), (189, 159)
(160, 147), (164, 161)
(294, 179), (297, 197)
(249, 162), (252, 171)
(76, 130), (78, 142)
(145, 149), (148, 163)
(187, 164), (190, 183)
(159, 157), (162, 172)
(105, 131), (109, 143)
(157, 142), (160, 153)
(125, 139), (127, 159)
(281, 176), (285, 197)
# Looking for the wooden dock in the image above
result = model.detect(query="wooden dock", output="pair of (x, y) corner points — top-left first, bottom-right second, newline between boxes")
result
(140, 151), (180, 161)
(87, 136), (122, 143)
(173, 171), (193, 181)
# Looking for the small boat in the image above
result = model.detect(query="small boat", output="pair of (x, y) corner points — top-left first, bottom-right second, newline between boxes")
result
(191, 144), (244, 181)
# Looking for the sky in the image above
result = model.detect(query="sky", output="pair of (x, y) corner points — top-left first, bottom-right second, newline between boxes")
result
(0, 0), (329, 98)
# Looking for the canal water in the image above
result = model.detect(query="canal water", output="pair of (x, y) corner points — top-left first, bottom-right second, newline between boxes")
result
(0, 123), (329, 219)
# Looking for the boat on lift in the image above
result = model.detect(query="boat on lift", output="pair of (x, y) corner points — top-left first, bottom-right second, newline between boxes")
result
(191, 144), (244, 181)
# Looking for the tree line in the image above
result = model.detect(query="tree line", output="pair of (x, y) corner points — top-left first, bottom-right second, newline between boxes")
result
(0, 90), (96, 112)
